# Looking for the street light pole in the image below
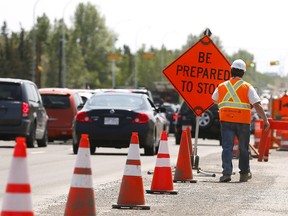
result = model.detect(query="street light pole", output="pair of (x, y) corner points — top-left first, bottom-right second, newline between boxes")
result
(32, 0), (41, 83)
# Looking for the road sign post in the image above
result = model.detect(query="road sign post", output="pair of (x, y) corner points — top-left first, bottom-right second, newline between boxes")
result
(163, 29), (231, 175)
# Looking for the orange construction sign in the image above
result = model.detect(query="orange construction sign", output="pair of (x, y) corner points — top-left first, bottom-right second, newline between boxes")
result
(272, 94), (288, 117)
(162, 35), (231, 116)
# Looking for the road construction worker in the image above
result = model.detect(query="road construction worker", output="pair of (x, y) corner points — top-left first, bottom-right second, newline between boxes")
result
(212, 59), (270, 182)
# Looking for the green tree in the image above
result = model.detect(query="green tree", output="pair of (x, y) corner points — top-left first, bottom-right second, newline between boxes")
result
(113, 45), (133, 88)
(0, 22), (31, 79)
(71, 2), (115, 88)
(34, 14), (50, 87)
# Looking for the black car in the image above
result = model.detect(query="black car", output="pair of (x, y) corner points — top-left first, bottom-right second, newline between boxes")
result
(0, 78), (48, 147)
(161, 102), (178, 134)
(72, 92), (165, 155)
(174, 101), (221, 145)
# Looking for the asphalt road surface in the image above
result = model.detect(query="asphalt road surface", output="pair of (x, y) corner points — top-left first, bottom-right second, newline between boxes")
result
(1, 135), (288, 215)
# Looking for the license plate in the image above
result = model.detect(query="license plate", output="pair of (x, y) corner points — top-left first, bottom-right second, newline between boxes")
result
(182, 125), (191, 130)
(104, 117), (119, 125)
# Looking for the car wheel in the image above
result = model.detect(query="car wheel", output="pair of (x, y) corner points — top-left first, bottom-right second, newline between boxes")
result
(37, 127), (48, 147)
(198, 110), (214, 129)
(26, 123), (36, 148)
(73, 145), (78, 154)
(175, 132), (181, 145)
(144, 128), (157, 156)
(90, 145), (96, 155)
(72, 133), (80, 154)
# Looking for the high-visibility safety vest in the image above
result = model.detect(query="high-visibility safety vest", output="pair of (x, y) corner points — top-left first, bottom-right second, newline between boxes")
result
(218, 78), (251, 124)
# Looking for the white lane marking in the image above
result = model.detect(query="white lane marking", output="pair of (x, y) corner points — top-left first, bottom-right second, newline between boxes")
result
(30, 151), (45, 154)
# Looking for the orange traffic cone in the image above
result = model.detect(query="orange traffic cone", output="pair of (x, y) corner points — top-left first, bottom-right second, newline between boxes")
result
(146, 131), (178, 195)
(64, 134), (96, 216)
(233, 137), (239, 159)
(112, 132), (150, 210)
(173, 130), (197, 183)
(1, 137), (34, 216)
(253, 119), (262, 148)
(186, 126), (194, 167)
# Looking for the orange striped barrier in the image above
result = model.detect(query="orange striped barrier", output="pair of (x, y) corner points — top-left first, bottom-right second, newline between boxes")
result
(258, 118), (288, 162)
(1, 137), (34, 216)
(278, 131), (288, 151)
(146, 131), (178, 195)
(173, 130), (197, 183)
(112, 132), (150, 210)
(64, 134), (96, 216)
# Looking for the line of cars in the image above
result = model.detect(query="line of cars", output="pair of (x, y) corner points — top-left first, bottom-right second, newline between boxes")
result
(0, 78), (173, 156)
(0, 78), (226, 154)
(0, 77), (222, 153)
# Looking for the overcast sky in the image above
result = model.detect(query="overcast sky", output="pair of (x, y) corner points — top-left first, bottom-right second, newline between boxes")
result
(1, 0), (288, 75)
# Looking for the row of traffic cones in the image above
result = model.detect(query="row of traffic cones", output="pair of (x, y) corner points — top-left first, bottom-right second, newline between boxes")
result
(1, 127), (196, 214)
(0, 135), (97, 216)
(113, 127), (197, 210)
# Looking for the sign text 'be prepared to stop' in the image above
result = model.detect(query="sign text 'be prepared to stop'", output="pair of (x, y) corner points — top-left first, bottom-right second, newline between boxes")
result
(176, 52), (230, 94)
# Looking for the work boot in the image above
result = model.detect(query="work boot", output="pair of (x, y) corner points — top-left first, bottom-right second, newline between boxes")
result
(219, 174), (231, 182)
(239, 172), (252, 182)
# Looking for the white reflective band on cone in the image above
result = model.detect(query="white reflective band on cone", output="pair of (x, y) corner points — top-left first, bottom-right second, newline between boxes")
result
(75, 148), (92, 168)
(124, 164), (142, 176)
(2, 194), (33, 211)
(158, 140), (169, 153)
(9, 159), (29, 183)
(156, 158), (171, 167)
(71, 174), (93, 188)
(127, 145), (140, 160)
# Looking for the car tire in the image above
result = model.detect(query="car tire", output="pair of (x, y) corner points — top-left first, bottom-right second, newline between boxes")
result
(72, 133), (80, 154)
(198, 110), (214, 129)
(144, 128), (157, 156)
(48, 138), (54, 142)
(73, 145), (78, 154)
(37, 127), (48, 147)
(90, 145), (96, 155)
(175, 132), (181, 145)
(26, 123), (36, 148)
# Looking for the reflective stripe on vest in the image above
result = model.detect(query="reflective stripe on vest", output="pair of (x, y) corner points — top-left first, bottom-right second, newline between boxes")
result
(218, 80), (250, 110)
(218, 79), (251, 124)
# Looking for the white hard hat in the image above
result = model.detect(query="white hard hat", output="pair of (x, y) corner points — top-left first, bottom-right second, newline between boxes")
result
(231, 59), (246, 72)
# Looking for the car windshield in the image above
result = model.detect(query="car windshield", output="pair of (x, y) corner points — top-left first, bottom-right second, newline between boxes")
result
(0, 83), (22, 101)
(41, 94), (70, 109)
(87, 94), (145, 109)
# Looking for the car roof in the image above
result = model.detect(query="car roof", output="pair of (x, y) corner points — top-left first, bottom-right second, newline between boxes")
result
(0, 78), (35, 85)
(39, 88), (76, 95)
(93, 91), (148, 97)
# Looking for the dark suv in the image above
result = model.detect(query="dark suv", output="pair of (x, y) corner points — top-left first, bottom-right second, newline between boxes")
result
(0, 78), (48, 147)
(174, 101), (221, 145)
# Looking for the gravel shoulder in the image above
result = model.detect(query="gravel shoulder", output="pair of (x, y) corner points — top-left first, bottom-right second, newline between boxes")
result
(37, 148), (288, 216)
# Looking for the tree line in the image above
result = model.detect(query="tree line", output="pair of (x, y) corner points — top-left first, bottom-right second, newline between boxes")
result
(0, 2), (278, 92)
